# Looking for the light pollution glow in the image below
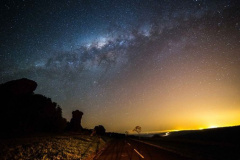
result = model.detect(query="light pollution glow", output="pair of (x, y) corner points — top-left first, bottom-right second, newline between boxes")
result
(81, 46), (240, 133)
(1, 0), (240, 133)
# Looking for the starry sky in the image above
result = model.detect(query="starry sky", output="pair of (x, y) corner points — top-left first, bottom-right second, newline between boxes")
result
(1, 0), (240, 133)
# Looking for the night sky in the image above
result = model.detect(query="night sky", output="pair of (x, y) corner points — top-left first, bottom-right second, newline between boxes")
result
(1, 0), (240, 133)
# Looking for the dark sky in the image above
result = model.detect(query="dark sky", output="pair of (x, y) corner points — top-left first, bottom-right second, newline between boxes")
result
(1, 0), (240, 133)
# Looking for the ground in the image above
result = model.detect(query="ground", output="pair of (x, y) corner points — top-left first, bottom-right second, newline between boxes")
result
(0, 133), (108, 160)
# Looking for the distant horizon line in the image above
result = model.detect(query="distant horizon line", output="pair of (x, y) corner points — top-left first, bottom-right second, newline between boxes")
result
(121, 124), (240, 135)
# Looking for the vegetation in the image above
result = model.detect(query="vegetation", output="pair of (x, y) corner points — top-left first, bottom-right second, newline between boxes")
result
(93, 125), (106, 136)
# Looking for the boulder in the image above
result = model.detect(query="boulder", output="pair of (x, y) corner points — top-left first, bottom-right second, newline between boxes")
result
(0, 78), (37, 96)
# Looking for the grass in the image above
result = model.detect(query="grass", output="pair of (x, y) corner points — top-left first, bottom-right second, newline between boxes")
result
(0, 133), (108, 160)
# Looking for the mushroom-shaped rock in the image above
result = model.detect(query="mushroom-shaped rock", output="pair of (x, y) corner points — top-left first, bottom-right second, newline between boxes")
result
(0, 78), (37, 96)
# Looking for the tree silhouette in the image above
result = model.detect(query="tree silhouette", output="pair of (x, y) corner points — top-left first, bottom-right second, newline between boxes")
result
(133, 126), (141, 134)
(133, 126), (141, 139)
(94, 125), (106, 136)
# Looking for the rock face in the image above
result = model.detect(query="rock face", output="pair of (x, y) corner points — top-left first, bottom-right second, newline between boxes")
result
(69, 110), (83, 131)
(0, 78), (37, 96)
(0, 78), (67, 136)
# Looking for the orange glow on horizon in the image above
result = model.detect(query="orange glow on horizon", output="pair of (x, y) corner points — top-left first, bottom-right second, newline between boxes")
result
(138, 124), (240, 134)
(81, 41), (240, 133)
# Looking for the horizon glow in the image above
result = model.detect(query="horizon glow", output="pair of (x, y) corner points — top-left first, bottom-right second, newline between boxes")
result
(1, 0), (240, 133)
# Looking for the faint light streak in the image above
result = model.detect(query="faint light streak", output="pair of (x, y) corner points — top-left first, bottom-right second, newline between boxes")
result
(162, 132), (170, 137)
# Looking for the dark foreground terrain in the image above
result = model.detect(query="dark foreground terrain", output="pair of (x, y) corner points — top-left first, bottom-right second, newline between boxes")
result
(138, 125), (240, 160)
(95, 138), (191, 160)
(0, 133), (107, 160)
(95, 126), (240, 160)
(0, 126), (239, 160)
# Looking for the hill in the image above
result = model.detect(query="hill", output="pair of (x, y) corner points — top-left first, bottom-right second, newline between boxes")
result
(138, 126), (240, 160)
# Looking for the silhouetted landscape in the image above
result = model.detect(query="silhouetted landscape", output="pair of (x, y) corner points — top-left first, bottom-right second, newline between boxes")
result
(0, 78), (109, 159)
(0, 78), (239, 160)
(0, 79), (64, 135)
(1, 0), (240, 159)
(138, 126), (240, 160)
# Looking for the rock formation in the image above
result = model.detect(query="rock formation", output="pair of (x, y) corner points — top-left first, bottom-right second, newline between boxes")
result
(0, 78), (67, 136)
(69, 110), (83, 131)
(0, 78), (37, 96)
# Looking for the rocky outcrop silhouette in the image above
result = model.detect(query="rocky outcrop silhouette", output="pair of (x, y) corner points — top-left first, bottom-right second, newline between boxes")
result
(0, 78), (67, 136)
(68, 110), (83, 131)
(0, 78), (37, 96)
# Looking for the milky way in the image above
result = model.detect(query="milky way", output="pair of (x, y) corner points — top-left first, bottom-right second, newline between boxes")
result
(1, 0), (240, 132)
